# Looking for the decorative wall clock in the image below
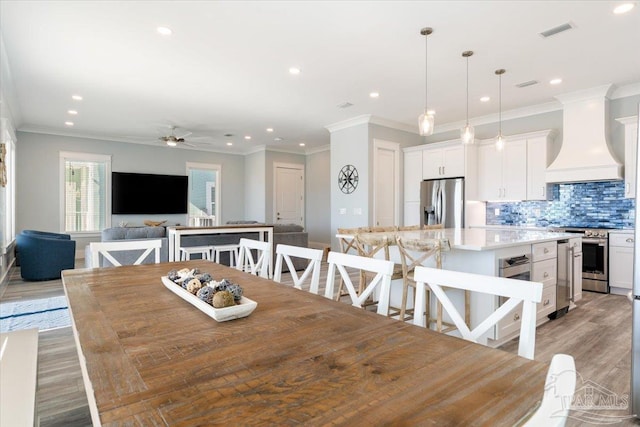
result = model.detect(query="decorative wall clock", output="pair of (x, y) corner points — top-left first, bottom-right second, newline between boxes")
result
(338, 164), (358, 194)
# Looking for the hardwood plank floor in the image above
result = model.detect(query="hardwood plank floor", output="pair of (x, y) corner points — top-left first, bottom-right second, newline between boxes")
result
(2, 264), (639, 426)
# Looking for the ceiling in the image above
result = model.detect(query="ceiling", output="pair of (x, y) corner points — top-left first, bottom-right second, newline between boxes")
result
(1, 1), (639, 154)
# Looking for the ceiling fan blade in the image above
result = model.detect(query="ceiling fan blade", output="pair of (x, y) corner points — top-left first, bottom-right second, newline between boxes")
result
(175, 130), (192, 139)
(182, 141), (196, 148)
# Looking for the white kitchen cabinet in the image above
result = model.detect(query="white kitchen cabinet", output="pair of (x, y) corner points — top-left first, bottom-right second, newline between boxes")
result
(404, 201), (420, 227)
(422, 144), (464, 179)
(609, 231), (634, 293)
(404, 150), (423, 202)
(478, 139), (527, 201)
(616, 116), (638, 198)
(526, 134), (553, 201)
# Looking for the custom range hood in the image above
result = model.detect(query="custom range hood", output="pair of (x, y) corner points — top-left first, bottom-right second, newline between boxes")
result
(546, 84), (622, 183)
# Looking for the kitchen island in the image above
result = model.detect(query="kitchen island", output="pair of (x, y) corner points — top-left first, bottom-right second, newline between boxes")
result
(340, 227), (580, 346)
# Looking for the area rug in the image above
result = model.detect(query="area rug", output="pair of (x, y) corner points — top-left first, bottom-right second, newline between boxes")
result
(0, 296), (71, 333)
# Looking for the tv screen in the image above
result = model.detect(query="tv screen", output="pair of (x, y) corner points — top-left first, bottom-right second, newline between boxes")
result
(112, 172), (188, 214)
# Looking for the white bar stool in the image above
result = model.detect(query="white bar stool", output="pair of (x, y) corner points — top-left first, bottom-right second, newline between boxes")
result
(180, 245), (214, 261)
(212, 244), (240, 267)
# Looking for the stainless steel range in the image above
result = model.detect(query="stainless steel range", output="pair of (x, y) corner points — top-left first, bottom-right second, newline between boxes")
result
(552, 227), (611, 293)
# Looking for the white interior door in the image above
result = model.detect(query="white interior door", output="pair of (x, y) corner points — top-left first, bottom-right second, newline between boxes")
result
(274, 164), (304, 226)
(374, 140), (399, 227)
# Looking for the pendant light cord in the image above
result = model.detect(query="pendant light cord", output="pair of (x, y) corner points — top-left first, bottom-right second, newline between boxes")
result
(465, 56), (469, 126)
(499, 72), (502, 136)
(425, 32), (428, 112)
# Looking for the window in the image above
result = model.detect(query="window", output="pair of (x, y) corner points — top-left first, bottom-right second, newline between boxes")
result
(0, 125), (16, 250)
(60, 152), (111, 234)
(186, 162), (221, 226)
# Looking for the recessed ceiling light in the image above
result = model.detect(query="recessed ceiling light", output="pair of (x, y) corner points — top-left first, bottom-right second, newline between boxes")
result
(289, 67), (301, 75)
(274, 137), (283, 142)
(71, 95), (83, 101)
(244, 135), (251, 140)
(480, 96), (491, 102)
(266, 128), (274, 133)
(369, 92), (380, 98)
(65, 121), (74, 126)
(614, 3), (634, 14)
(299, 143), (305, 147)
(226, 142), (233, 146)
(67, 110), (78, 115)
(550, 78), (563, 85)
(157, 26), (172, 36)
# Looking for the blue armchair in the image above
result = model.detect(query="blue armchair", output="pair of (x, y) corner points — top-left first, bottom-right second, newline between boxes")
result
(17, 230), (76, 281)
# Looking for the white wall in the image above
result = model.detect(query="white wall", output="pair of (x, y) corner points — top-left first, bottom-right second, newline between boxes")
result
(243, 150), (265, 222)
(305, 147), (330, 245)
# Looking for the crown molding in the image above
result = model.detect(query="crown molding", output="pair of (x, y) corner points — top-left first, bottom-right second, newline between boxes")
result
(304, 144), (330, 155)
(325, 114), (416, 134)
(611, 82), (640, 99)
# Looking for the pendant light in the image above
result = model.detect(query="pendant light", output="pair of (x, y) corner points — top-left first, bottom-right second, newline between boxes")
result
(460, 51), (475, 144)
(495, 68), (506, 150)
(418, 27), (434, 136)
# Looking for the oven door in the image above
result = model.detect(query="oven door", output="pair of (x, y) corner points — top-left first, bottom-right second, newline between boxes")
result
(582, 238), (607, 281)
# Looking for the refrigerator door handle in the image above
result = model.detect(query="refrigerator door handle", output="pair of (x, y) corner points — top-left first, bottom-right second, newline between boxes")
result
(440, 183), (447, 226)
(567, 247), (574, 302)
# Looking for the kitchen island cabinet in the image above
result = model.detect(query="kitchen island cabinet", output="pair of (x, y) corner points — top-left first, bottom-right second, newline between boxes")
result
(345, 228), (577, 347)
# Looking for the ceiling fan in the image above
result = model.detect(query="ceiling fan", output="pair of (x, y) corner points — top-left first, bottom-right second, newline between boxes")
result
(159, 126), (194, 147)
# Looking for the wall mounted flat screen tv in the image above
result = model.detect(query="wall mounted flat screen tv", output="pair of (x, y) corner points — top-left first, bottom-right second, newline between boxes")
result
(112, 172), (188, 214)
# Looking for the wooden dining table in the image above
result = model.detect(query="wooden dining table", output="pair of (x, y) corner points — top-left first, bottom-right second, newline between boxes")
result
(62, 260), (547, 426)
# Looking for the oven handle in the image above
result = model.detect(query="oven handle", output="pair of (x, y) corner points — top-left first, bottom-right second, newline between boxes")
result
(582, 238), (607, 245)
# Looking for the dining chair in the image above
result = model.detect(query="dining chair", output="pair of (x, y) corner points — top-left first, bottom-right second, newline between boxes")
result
(397, 224), (422, 231)
(89, 239), (162, 267)
(369, 225), (398, 232)
(413, 266), (543, 359)
(324, 251), (394, 316)
(523, 354), (576, 427)
(422, 223), (445, 230)
(273, 244), (323, 294)
(335, 227), (368, 300)
(236, 238), (271, 279)
(395, 235), (445, 322)
(352, 233), (404, 310)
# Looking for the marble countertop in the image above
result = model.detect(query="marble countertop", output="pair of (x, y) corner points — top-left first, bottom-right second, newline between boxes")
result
(339, 228), (577, 251)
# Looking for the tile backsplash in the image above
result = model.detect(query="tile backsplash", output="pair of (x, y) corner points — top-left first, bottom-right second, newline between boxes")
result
(486, 181), (635, 229)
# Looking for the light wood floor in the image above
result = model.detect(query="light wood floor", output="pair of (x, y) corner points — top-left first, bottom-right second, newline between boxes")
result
(2, 265), (639, 426)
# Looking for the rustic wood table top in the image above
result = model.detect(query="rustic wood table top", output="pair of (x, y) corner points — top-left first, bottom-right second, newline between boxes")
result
(62, 260), (546, 426)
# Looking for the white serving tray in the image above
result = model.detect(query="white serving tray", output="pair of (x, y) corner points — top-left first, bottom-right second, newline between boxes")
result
(161, 276), (257, 322)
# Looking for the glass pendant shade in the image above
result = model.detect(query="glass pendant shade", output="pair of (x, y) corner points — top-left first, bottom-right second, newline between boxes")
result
(460, 51), (474, 145)
(495, 68), (506, 151)
(496, 134), (506, 151)
(461, 124), (474, 144)
(419, 111), (435, 136)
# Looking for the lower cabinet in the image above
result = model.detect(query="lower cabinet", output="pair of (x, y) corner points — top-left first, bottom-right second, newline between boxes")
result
(496, 241), (557, 341)
(609, 231), (634, 294)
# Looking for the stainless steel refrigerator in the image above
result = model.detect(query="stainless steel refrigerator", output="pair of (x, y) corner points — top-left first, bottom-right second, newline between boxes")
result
(632, 103), (640, 419)
(420, 178), (465, 228)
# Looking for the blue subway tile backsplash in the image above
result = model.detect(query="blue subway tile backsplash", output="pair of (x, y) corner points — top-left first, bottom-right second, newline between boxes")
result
(486, 181), (635, 229)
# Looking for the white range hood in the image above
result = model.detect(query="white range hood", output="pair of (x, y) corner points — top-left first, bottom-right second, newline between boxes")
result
(546, 84), (622, 183)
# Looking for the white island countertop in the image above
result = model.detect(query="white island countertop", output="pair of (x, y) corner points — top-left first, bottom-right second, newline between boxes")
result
(340, 228), (577, 252)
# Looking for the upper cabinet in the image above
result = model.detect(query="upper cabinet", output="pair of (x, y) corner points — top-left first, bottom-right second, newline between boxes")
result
(422, 145), (465, 179)
(478, 139), (527, 201)
(404, 150), (423, 202)
(476, 130), (554, 202)
(616, 116), (639, 199)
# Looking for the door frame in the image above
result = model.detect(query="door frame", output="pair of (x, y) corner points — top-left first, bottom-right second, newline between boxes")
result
(186, 162), (221, 226)
(273, 162), (305, 226)
(373, 139), (400, 227)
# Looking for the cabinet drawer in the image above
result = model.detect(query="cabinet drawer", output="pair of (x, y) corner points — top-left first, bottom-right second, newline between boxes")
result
(537, 285), (556, 320)
(531, 258), (557, 287)
(610, 232), (635, 248)
(532, 241), (557, 262)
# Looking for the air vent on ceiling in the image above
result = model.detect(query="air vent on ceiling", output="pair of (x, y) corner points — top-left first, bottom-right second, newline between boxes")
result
(539, 22), (574, 38)
(224, 133), (234, 137)
(516, 80), (539, 88)
(337, 102), (353, 109)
